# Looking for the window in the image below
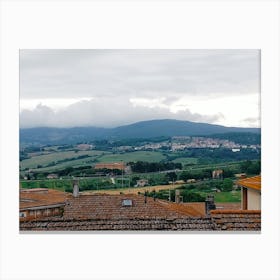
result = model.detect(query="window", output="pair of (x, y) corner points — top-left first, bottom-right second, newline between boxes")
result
(122, 199), (133, 207)
(19, 212), (26, 218)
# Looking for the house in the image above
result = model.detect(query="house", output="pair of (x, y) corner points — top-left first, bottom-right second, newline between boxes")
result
(212, 169), (223, 179)
(237, 175), (261, 210)
(47, 173), (58, 179)
(19, 188), (69, 221)
(20, 194), (261, 231)
(19, 182), (261, 231)
(186, 179), (196, 183)
(234, 173), (247, 179)
(136, 179), (149, 187)
(76, 144), (93, 150)
(20, 185), (261, 231)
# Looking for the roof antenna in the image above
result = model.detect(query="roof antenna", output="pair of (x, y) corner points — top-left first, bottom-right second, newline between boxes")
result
(153, 190), (156, 201)
(144, 191), (147, 204)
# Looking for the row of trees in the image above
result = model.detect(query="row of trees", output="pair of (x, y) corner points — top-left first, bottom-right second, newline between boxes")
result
(146, 189), (205, 202)
(129, 161), (182, 173)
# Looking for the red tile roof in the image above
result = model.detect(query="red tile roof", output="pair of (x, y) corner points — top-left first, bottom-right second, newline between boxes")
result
(63, 194), (200, 220)
(20, 217), (215, 231)
(237, 175), (261, 191)
(20, 210), (261, 232)
(210, 210), (261, 231)
(20, 188), (69, 210)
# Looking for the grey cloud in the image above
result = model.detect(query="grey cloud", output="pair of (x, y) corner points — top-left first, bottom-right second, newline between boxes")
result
(242, 117), (260, 127)
(20, 49), (260, 101)
(20, 98), (224, 128)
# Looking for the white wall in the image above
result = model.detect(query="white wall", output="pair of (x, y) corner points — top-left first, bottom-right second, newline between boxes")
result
(248, 188), (261, 210)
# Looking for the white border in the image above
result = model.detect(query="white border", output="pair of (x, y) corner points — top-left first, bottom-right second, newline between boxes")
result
(0, 1), (279, 280)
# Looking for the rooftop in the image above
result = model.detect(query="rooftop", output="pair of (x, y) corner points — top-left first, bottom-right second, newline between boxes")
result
(210, 210), (261, 231)
(63, 194), (202, 220)
(20, 209), (261, 231)
(20, 188), (69, 210)
(237, 175), (261, 191)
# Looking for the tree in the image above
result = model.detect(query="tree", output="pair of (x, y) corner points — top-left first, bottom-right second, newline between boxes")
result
(222, 168), (234, 178)
(165, 172), (177, 182)
(221, 178), (233, 192)
(179, 171), (192, 181)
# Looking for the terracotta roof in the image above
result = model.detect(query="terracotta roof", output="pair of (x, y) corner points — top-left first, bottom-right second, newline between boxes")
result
(20, 188), (69, 210)
(63, 194), (200, 220)
(215, 203), (241, 210)
(19, 193), (261, 231)
(158, 201), (205, 217)
(210, 210), (261, 231)
(20, 217), (215, 231)
(237, 175), (261, 191)
(20, 210), (261, 231)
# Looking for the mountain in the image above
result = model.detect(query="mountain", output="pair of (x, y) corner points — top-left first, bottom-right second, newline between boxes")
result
(20, 119), (260, 145)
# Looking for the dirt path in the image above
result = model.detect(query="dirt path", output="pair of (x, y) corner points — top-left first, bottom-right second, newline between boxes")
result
(82, 184), (182, 195)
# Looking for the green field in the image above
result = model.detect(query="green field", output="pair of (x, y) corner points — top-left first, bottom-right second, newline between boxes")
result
(27, 156), (99, 172)
(20, 144), (258, 178)
(212, 191), (241, 203)
(172, 157), (198, 165)
(20, 150), (109, 170)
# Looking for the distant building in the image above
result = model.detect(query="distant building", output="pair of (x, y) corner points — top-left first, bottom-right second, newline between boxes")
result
(238, 175), (261, 210)
(186, 179), (196, 183)
(234, 173), (247, 179)
(47, 173), (58, 179)
(19, 188), (69, 221)
(212, 169), (223, 179)
(136, 179), (149, 187)
(76, 144), (93, 150)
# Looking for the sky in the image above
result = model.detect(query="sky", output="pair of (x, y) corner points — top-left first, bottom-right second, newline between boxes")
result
(20, 49), (260, 128)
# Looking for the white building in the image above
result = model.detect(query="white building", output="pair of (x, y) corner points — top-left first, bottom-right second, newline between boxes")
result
(238, 175), (261, 210)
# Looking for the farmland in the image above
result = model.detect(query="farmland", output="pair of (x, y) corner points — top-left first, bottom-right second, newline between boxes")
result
(19, 137), (260, 205)
(20, 144), (260, 175)
(20, 150), (109, 170)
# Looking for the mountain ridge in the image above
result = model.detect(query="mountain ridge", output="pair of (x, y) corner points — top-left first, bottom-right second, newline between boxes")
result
(20, 119), (260, 145)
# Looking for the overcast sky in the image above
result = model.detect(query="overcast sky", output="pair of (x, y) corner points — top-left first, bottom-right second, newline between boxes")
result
(20, 49), (260, 128)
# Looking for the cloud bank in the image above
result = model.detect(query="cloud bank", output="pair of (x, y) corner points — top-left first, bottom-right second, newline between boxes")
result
(20, 98), (224, 128)
(20, 49), (260, 128)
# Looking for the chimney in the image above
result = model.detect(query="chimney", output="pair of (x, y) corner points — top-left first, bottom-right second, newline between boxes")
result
(175, 189), (180, 203)
(205, 194), (216, 216)
(73, 180), (79, 198)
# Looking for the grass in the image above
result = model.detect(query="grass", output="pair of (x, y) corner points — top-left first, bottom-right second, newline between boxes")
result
(172, 157), (198, 165)
(20, 150), (109, 169)
(212, 191), (241, 203)
(28, 156), (99, 172)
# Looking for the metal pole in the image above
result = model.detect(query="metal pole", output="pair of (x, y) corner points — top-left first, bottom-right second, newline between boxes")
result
(122, 163), (124, 188)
